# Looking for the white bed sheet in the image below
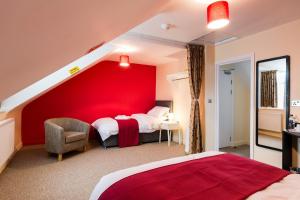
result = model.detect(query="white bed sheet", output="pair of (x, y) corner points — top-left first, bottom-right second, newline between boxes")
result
(131, 113), (161, 132)
(92, 114), (161, 141)
(92, 118), (118, 141)
(90, 151), (300, 200)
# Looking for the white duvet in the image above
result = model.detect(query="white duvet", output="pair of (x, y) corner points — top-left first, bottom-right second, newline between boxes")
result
(92, 114), (161, 141)
(90, 151), (300, 200)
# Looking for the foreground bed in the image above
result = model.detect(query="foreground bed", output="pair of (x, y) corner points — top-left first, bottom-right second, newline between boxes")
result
(90, 151), (300, 200)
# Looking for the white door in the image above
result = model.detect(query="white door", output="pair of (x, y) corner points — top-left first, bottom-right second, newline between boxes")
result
(219, 70), (233, 148)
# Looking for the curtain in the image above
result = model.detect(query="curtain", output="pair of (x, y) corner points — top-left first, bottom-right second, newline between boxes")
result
(187, 44), (205, 154)
(261, 70), (277, 107)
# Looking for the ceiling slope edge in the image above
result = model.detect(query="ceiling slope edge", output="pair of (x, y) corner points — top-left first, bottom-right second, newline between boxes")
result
(0, 43), (116, 112)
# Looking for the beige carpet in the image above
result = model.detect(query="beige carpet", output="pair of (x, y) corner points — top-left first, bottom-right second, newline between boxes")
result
(0, 141), (185, 200)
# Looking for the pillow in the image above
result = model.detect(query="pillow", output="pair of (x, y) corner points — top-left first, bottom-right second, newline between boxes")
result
(147, 106), (170, 119)
(115, 115), (131, 120)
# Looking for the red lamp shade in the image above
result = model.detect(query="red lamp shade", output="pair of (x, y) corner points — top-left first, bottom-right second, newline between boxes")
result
(119, 55), (130, 67)
(207, 1), (229, 29)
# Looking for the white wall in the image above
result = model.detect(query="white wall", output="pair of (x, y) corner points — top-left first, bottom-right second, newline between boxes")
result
(213, 19), (300, 167)
(205, 44), (217, 151)
(171, 79), (191, 152)
(156, 51), (191, 152)
(0, 118), (15, 173)
(156, 46), (214, 153)
(225, 61), (251, 146)
(234, 62), (251, 145)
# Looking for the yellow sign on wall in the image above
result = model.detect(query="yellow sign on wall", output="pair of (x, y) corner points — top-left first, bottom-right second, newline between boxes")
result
(69, 66), (81, 75)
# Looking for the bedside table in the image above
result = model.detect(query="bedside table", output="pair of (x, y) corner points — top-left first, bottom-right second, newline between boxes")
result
(159, 121), (181, 146)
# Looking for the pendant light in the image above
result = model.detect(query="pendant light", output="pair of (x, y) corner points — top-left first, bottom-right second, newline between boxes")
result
(119, 55), (130, 67)
(207, 1), (229, 29)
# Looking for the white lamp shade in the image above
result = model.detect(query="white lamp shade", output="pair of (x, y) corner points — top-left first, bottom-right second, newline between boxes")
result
(168, 113), (175, 121)
(119, 55), (130, 67)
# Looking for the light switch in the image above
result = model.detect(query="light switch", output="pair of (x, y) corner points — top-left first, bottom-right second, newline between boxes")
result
(291, 100), (300, 107)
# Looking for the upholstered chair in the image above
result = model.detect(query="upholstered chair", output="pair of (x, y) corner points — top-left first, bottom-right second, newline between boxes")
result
(44, 118), (90, 161)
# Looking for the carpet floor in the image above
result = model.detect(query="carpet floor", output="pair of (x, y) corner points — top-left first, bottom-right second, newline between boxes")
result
(219, 145), (250, 158)
(0, 141), (185, 200)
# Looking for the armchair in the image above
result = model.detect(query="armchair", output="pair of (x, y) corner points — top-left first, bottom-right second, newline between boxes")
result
(44, 118), (90, 161)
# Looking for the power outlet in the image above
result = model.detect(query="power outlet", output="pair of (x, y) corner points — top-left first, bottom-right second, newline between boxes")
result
(291, 100), (300, 107)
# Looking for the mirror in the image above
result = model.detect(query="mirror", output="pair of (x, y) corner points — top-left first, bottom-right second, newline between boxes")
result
(256, 56), (290, 151)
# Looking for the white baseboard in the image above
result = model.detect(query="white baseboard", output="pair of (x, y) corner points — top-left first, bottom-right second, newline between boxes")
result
(0, 142), (22, 174)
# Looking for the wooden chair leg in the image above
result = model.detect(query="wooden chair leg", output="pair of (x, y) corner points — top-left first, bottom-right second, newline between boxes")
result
(58, 154), (63, 161)
(83, 145), (87, 152)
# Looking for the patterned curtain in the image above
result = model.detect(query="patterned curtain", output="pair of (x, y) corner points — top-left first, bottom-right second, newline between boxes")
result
(187, 44), (205, 154)
(261, 70), (278, 107)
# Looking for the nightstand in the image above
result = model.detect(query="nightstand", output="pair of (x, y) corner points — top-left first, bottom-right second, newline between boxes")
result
(159, 121), (181, 146)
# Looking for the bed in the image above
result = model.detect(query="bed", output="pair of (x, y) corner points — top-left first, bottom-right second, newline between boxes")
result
(93, 100), (173, 148)
(90, 151), (300, 200)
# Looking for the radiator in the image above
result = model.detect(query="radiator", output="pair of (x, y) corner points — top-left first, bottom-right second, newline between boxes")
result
(258, 110), (283, 132)
(0, 118), (15, 171)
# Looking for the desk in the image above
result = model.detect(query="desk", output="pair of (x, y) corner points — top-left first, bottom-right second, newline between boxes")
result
(282, 129), (300, 170)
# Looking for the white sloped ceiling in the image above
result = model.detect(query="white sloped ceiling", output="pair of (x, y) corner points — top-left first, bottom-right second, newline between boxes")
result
(0, 0), (171, 102)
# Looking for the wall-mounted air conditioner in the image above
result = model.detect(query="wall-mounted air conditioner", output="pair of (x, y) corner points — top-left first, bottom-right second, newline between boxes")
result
(167, 71), (189, 81)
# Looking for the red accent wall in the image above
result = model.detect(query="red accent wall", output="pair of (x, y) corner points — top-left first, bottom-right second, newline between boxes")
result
(22, 60), (156, 145)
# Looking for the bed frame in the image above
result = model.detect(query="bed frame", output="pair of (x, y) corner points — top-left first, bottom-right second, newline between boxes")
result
(95, 100), (173, 148)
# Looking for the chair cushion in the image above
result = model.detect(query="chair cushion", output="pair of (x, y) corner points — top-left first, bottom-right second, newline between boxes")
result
(65, 131), (86, 143)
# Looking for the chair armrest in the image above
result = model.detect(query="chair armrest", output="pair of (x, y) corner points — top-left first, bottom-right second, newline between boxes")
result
(44, 121), (65, 148)
(71, 120), (90, 135)
(81, 121), (90, 134)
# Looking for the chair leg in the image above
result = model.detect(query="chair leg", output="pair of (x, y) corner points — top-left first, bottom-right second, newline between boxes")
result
(58, 154), (63, 161)
(83, 145), (87, 152)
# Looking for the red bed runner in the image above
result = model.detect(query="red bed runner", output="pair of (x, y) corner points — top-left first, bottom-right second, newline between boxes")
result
(99, 153), (289, 200)
(116, 119), (139, 148)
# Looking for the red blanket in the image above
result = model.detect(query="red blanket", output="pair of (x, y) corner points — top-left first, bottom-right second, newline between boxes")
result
(99, 154), (289, 200)
(116, 119), (139, 148)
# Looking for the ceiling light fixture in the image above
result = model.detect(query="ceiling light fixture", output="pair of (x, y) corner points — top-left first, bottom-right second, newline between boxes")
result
(119, 55), (130, 67)
(207, 1), (230, 29)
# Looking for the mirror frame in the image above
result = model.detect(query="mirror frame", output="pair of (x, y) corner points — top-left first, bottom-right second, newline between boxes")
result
(255, 55), (290, 151)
